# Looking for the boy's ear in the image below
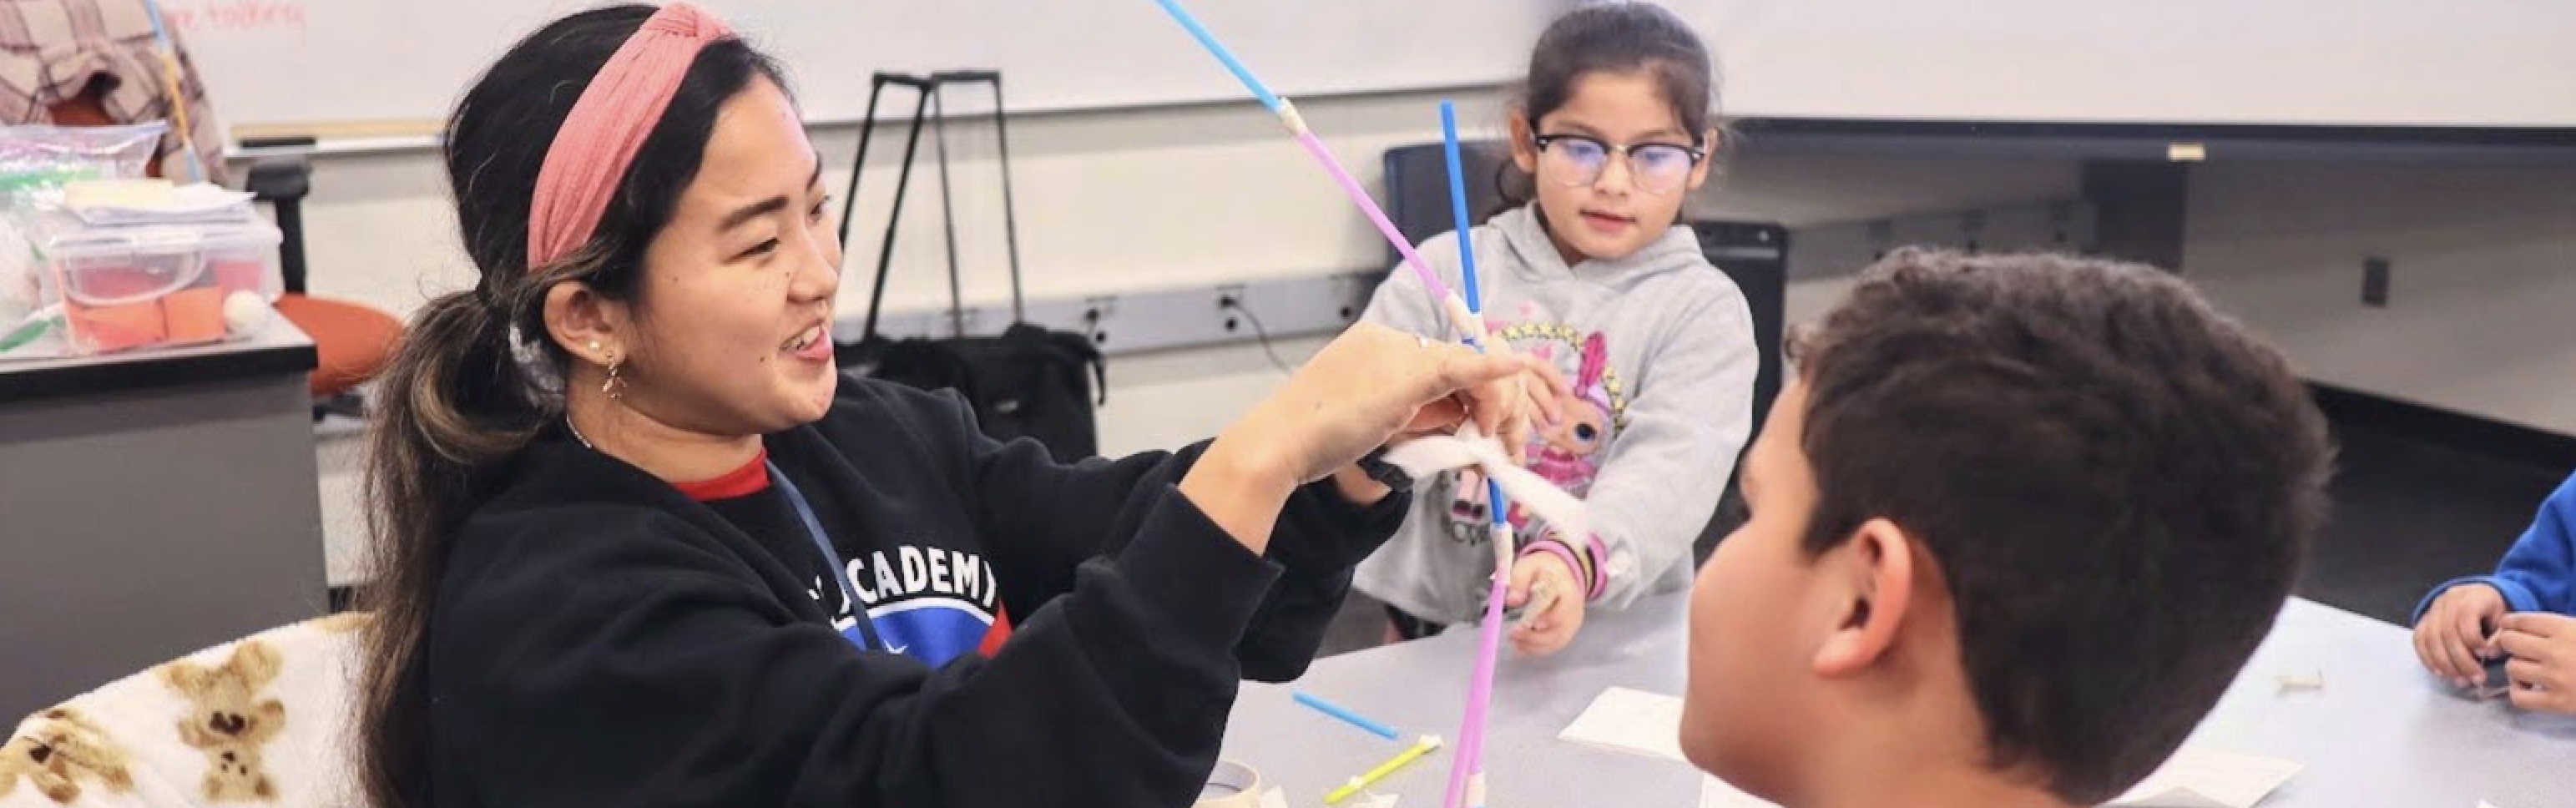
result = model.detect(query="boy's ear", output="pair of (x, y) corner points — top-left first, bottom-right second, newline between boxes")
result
(1811, 518), (1916, 678)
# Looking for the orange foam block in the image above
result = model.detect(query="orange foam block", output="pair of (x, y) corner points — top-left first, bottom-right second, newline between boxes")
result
(162, 287), (229, 344)
(65, 299), (167, 353)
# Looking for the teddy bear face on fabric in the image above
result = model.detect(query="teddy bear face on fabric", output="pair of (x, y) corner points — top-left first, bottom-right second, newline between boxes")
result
(160, 640), (286, 802)
(0, 708), (135, 804)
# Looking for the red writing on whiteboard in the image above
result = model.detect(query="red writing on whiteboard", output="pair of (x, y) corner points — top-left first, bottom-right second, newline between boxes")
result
(162, 0), (307, 34)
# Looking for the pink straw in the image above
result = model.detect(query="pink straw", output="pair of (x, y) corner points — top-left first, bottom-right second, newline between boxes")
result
(1290, 129), (1457, 307)
(1445, 559), (1513, 808)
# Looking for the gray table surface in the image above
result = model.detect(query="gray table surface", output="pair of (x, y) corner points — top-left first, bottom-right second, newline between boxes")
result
(1222, 593), (2576, 807)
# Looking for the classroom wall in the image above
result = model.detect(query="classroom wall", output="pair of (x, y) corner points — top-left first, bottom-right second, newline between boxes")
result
(291, 91), (1532, 325)
(2181, 162), (2576, 436)
(1776, 164), (2576, 438)
(287, 90), (2084, 321)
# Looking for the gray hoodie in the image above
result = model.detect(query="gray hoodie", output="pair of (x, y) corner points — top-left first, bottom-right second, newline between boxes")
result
(1355, 203), (1757, 624)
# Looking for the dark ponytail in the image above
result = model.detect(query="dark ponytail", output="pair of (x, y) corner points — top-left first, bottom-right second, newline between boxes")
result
(1490, 2), (1723, 220)
(351, 283), (536, 806)
(355, 7), (784, 806)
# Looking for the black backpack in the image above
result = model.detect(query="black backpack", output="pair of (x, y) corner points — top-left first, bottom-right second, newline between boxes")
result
(840, 324), (1104, 462)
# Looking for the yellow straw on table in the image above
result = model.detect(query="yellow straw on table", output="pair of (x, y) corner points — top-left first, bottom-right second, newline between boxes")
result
(1325, 735), (1444, 805)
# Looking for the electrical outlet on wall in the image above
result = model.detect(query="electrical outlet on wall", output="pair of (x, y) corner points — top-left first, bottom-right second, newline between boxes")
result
(2362, 257), (2392, 307)
(1215, 285), (1245, 331)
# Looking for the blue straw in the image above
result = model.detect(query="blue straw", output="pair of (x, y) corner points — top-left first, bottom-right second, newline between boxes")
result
(1149, 0), (1285, 113)
(1437, 101), (1511, 553)
(1441, 98), (1516, 808)
(1440, 102), (1486, 316)
(1439, 99), (1511, 549)
(1294, 691), (1402, 740)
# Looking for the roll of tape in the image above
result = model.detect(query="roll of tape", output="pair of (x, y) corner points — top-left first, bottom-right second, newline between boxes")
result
(1195, 758), (1265, 808)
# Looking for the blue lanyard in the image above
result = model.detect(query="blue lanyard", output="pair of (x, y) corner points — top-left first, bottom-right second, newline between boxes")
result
(766, 461), (886, 652)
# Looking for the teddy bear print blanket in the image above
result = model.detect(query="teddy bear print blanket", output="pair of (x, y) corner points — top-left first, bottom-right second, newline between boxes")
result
(3, 614), (366, 807)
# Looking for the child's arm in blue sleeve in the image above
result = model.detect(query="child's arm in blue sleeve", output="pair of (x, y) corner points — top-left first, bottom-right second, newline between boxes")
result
(2417, 472), (2576, 621)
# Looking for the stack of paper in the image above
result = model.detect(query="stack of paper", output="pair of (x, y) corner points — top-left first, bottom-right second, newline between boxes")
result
(63, 179), (254, 225)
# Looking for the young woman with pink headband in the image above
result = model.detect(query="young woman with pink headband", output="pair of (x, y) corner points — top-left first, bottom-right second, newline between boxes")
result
(351, 5), (1546, 806)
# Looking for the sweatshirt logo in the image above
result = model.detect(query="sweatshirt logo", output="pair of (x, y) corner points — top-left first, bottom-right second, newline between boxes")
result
(849, 545), (1002, 612)
(811, 545), (1012, 665)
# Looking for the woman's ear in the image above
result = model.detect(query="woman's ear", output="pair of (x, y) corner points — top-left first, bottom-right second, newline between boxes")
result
(1811, 518), (1917, 678)
(542, 280), (627, 367)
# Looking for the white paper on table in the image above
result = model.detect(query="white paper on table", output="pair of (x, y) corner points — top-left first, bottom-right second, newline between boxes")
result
(1700, 775), (1783, 808)
(1257, 787), (1289, 808)
(2107, 747), (2301, 808)
(1557, 687), (1689, 763)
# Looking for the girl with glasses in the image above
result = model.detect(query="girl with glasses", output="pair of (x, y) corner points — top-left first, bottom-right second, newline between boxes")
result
(1358, 2), (1760, 657)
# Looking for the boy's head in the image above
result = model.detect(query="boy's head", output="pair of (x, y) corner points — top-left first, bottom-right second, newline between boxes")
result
(1681, 250), (2333, 806)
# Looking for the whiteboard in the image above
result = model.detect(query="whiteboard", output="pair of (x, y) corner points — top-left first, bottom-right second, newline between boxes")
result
(1705, 0), (2576, 128)
(164, 0), (1568, 133)
(166, 0), (2576, 137)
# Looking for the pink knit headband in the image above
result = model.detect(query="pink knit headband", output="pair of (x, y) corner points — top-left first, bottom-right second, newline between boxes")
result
(526, 3), (734, 268)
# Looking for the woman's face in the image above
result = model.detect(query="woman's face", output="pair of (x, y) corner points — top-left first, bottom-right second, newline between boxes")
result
(580, 77), (845, 437)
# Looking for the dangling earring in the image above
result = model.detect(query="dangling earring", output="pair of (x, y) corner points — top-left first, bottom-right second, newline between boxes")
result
(601, 351), (627, 399)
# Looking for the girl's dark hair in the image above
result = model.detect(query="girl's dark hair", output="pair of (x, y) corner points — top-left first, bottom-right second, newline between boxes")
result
(356, 7), (784, 807)
(1491, 1), (1722, 219)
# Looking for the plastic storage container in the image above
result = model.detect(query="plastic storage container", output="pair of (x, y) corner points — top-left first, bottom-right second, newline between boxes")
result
(30, 215), (282, 355)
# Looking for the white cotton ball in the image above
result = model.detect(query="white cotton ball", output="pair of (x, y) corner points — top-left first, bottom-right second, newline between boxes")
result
(224, 290), (269, 336)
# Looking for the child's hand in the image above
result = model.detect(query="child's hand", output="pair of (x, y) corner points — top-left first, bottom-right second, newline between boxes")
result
(1519, 364), (1572, 435)
(1452, 332), (1570, 465)
(2414, 583), (2507, 689)
(1506, 551), (1585, 657)
(2491, 613), (2576, 715)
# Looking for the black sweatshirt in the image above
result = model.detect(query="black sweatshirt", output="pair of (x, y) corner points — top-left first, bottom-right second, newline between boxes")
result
(423, 378), (1407, 808)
